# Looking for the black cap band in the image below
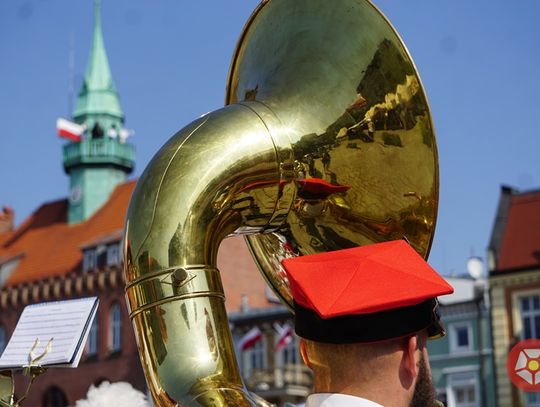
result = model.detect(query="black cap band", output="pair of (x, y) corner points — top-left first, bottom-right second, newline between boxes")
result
(294, 298), (441, 343)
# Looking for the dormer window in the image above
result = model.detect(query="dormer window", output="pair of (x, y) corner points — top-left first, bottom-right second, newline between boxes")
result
(106, 243), (120, 266)
(82, 250), (96, 272)
(95, 244), (107, 269)
(80, 231), (123, 272)
(0, 255), (22, 287)
(82, 240), (121, 272)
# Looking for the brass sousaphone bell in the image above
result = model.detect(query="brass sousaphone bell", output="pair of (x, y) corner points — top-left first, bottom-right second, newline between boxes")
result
(123, 0), (438, 405)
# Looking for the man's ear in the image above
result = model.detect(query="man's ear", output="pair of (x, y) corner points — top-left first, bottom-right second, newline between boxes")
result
(403, 335), (419, 379)
(299, 338), (312, 369)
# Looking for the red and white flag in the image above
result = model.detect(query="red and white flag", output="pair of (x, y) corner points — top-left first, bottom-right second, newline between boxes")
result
(274, 323), (293, 351)
(56, 118), (86, 142)
(239, 327), (262, 351)
(119, 128), (134, 143)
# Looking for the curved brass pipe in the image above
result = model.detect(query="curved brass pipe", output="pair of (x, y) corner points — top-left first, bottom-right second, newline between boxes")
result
(124, 0), (439, 405)
(125, 103), (290, 406)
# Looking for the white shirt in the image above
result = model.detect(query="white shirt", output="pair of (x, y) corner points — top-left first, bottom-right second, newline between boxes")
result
(305, 393), (384, 407)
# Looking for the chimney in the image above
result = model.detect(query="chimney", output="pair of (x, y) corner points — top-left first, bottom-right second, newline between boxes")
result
(240, 294), (250, 313)
(0, 206), (14, 234)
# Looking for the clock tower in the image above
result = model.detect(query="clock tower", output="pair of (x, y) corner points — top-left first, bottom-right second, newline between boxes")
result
(63, 0), (134, 224)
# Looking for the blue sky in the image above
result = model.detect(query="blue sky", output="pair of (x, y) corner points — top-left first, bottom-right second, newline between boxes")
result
(1, 1), (539, 276)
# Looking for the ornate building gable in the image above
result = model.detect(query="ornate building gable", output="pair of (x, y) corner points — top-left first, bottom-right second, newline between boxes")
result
(488, 186), (540, 406)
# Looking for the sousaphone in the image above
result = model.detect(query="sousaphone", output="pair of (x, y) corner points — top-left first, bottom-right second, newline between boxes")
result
(123, 0), (438, 405)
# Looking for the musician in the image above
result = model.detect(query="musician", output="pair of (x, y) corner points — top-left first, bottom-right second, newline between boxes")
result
(282, 240), (453, 407)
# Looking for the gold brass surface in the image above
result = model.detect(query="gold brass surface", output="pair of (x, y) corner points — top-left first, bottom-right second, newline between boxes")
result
(123, 0), (438, 405)
(230, 0), (438, 309)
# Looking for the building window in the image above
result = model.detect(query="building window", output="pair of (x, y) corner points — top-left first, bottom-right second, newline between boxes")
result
(106, 243), (120, 266)
(0, 325), (5, 354)
(250, 338), (266, 370)
(82, 250), (96, 272)
(242, 336), (267, 378)
(109, 303), (122, 352)
(436, 390), (447, 406)
(527, 392), (540, 407)
(450, 323), (473, 353)
(96, 245), (107, 269)
(42, 386), (68, 407)
(86, 314), (99, 357)
(281, 334), (299, 365)
(447, 372), (478, 407)
(453, 385), (476, 407)
(520, 294), (540, 339)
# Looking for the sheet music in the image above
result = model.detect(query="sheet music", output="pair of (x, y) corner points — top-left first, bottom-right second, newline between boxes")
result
(0, 297), (99, 369)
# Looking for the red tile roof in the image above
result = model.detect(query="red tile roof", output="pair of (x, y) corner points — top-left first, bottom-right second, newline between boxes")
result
(0, 181), (132, 286)
(0, 230), (14, 249)
(498, 190), (540, 271)
(0, 180), (276, 312)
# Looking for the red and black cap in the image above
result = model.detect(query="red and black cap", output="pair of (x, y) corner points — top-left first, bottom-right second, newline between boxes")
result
(281, 240), (454, 344)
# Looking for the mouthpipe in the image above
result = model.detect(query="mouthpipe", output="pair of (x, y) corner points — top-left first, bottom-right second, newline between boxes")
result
(124, 102), (291, 406)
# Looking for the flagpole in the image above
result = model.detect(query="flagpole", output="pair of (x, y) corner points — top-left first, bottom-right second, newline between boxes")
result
(67, 32), (75, 119)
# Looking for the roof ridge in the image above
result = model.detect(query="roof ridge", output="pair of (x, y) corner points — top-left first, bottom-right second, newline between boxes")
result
(512, 192), (540, 204)
(2, 199), (68, 248)
(511, 187), (540, 197)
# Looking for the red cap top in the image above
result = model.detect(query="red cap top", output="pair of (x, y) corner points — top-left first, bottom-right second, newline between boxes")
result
(297, 178), (350, 196)
(282, 240), (453, 320)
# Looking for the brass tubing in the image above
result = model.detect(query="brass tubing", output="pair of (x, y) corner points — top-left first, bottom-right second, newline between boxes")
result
(124, 104), (287, 406)
(124, 0), (439, 405)
(125, 267), (226, 319)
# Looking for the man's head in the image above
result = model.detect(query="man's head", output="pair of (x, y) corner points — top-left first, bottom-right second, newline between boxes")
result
(299, 330), (436, 406)
(281, 240), (453, 406)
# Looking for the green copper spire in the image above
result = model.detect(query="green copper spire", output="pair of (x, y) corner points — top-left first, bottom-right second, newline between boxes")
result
(73, 0), (124, 129)
(64, 0), (134, 225)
